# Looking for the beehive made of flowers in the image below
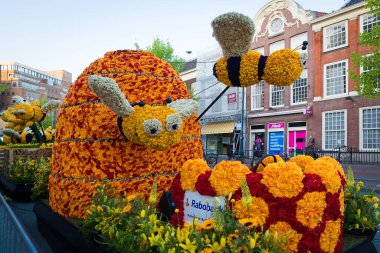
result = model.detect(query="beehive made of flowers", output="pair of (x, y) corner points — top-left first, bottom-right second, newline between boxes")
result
(171, 156), (346, 253)
(49, 50), (203, 218)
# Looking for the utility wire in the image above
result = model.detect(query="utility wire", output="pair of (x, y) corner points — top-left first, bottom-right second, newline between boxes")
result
(193, 81), (220, 96)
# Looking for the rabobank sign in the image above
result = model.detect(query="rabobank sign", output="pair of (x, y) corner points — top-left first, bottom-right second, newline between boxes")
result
(183, 191), (226, 225)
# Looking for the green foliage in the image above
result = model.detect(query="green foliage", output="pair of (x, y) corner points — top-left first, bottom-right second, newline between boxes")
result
(344, 168), (380, 232)
(83, 185), (287, 253)
(0, 83), (8, 92)
(188, 88), (200, 101)
(8, 157), (50, 185)
(40, 116), (54, 129)
(350, 0), (380, 98)
(135, 37), (185, 73)
(31, 158), (51, 200)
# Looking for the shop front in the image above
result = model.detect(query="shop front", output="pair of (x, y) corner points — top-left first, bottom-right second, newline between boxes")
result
(201, 121), (236, 155)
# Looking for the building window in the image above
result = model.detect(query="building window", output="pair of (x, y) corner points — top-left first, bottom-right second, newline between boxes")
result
(323, 110), (346, 149)
(361, 107), (380, 149)
(251, 81), (264, 110)
(323, 21), (348, 51)
(270, 85), (284, 107)
(291, 32), (308, 53)
(362, 13), (380, 33)
(324, 60), (348, 97)
(269, 40), (285, 53)
(291, 70), (308, 104)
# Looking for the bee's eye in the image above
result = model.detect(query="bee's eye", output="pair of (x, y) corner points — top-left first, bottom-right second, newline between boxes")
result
(143, 119), (162, 136)
(166, 114), (182, 132)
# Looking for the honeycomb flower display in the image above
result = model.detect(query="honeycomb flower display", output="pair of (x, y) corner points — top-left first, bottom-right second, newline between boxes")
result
(180, 159), (210, 191)
(49, 50), (204, 218)
(209, 161), (251, 196)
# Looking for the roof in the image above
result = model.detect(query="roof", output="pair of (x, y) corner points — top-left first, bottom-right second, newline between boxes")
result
(342, 0), (364, 8)
(180, 58), (197, 73)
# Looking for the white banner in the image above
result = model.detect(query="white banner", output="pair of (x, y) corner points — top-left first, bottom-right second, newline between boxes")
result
(183, 191), (226, 224)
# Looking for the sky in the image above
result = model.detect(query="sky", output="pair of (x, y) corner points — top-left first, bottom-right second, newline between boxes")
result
(0, 0), (346, 80)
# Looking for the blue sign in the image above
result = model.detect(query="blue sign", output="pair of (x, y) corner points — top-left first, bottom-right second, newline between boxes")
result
(268, 131), (284, 155)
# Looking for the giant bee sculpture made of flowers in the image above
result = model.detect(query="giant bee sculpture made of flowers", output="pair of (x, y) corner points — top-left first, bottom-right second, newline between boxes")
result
(212, 12), (307, 88)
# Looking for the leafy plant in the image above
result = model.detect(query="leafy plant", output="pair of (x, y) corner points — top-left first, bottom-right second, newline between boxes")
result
(83, 184), (287, 253)
(344, 168), (380, 232)
(31, 157), (51, 200)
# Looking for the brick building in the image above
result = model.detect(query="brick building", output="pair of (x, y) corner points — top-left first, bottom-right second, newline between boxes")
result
(246, 0), (323, 157)
(310, 0), (380, 150)
(0, 61), (72, 111)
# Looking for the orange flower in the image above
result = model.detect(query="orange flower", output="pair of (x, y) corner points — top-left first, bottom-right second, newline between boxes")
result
(180, 159), (210, 191)
(122, 205), (132, 213)
(209, 161), (251, 196)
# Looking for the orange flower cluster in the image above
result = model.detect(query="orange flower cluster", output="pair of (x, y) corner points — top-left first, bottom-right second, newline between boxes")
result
(49, 50), (203, 218)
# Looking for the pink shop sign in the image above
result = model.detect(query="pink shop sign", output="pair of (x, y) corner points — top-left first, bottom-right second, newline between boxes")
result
(268, 122), (285, 129)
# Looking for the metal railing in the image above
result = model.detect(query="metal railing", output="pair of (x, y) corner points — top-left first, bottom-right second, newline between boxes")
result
(0, 192), (39, 253)
(204, 146), (380, 167)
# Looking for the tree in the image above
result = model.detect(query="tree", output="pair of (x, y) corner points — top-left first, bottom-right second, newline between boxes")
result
(350, 0), (380, 98)
(134, 37), (185, 72)
(0, 83), (8, 93)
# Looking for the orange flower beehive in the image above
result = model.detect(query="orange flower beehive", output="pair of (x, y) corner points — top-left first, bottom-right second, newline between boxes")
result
(49, 50), (203, 218)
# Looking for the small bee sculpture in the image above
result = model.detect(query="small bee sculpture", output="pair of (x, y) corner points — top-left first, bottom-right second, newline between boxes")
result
(211, 12), (307, 87)
(88, 75), (198, 150)
(1, 96), (60, 144)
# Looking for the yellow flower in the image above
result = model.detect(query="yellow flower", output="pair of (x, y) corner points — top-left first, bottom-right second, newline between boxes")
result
(296, 192), (327, 229)
(320, 219), (341, 253)
(122, 205), (132, 213)
(357, 209), (361, 216)
(288, 155), (314, 170)
(236, 245), (249, 252)
(127, 195), (137, 202)
(179, 238), (197, 253)
(227, 233), (239, 248)
(200, 248), (213, 253)
(374, 203), (379, 209)
(140, 210), (146, 218)
(96, 205), (103, 212)
(372, 197), (379, 202)
(304, 159), (342, 194)
(175, 208), (179, 213)
(233, 197), (269, 226)
(180, 159), (210, 191)
(355, 223), (360, 229)
(209, 161), (251, 196)
(269, 221), (303, 253)
(362, 217), (368, 222)
(261, 162), (304, 198)
(200, 219), (215, 230)
(249, 237), (256, 249)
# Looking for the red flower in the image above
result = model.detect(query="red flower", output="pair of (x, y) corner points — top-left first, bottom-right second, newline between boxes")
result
(302, 173), (327, 192)
(195, 171), (217, 196)
(323, 192), (342, 221)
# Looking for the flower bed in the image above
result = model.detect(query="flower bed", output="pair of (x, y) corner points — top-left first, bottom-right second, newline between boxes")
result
(0, 147), (51, 201)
